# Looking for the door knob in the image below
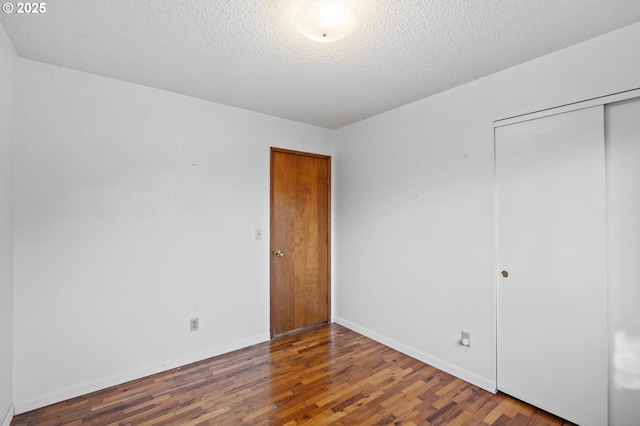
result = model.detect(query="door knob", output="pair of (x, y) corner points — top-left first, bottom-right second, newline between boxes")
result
(501, 271), (509, 278)
(274, 250), (284, 257)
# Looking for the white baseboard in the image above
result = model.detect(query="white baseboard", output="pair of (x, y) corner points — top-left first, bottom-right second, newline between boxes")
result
(334, 316), (497, 394)
(15, 332), (270, 414)
(2, 403), (14, 426)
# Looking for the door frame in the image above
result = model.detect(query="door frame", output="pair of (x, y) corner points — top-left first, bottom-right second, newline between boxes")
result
(269, 147), (332, 337)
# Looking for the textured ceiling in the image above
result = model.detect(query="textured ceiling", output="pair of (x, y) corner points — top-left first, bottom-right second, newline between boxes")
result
(2, 0), (640, 129)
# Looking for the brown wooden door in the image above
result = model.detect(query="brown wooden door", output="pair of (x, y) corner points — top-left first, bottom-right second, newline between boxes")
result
(270, 148), (330, 337)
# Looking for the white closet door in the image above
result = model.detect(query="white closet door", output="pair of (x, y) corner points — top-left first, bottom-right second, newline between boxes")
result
(496, 106), (607, 426)
(606, 97), (640, 426)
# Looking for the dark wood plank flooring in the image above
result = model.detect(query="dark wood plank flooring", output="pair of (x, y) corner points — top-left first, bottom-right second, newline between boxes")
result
(12, 323), (575, 425)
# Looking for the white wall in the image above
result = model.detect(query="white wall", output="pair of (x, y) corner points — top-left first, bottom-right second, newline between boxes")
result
(0, 23), (16, 426)
(334, 22), (640, 392)
(12, 59), (334, 413)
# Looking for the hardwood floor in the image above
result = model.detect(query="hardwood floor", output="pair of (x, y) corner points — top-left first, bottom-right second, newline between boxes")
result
(12, 324), (574, 425)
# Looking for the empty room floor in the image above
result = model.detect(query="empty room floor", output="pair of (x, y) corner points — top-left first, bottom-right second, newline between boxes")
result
(11, 324), (574, 425)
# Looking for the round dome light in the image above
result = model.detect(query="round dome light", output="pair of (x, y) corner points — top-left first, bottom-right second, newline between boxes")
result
(294, 1), (357, 43)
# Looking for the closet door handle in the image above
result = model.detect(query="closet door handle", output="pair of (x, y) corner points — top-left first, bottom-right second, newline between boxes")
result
(501, 271), (509, 278)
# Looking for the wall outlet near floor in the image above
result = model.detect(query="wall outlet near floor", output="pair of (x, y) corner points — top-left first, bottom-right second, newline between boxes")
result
(190, 317), (199, 332)
(461, 331), (470, 347)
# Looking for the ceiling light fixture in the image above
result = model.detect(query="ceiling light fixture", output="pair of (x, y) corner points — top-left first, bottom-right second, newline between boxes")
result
(294, 1), (357, 43)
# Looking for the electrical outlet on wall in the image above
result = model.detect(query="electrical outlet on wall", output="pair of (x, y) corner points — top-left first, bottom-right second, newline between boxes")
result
(461, 331), (470, 347)
(190, 318), (199, 332)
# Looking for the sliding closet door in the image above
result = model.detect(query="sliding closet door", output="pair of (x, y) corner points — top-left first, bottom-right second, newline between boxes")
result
(606, 98), (640, 426)
(496, 106), (607, 426)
